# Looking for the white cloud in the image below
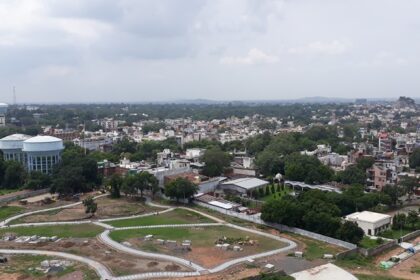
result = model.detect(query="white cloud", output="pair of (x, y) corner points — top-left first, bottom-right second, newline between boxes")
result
(220, 48), (278, 65)
(288, 40), (351, 55)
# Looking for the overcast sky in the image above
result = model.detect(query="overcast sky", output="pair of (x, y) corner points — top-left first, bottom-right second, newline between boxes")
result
(1, 0), (420, 103)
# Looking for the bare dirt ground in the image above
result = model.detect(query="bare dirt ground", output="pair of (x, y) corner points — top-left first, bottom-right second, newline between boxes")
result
(129, 237), (278, 268)
(373, 236), (420, 280)
(15, 196), (157, 223)
(0, 237), (192, 277)
(0, 254), (96, 280)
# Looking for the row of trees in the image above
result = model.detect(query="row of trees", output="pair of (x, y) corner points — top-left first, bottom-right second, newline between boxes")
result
(107, 172), (159, 199)
(260, 186), (394, 243)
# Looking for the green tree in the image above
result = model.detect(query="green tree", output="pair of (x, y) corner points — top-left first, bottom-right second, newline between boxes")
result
(51, 166), (87, 197)
(255, 150), (284, 177)
(3, 161), (26, 189)
(392, 213), (407, 230)
(337, 221), (364, 244)
(409, 148), (420, 169)
(271, 184), (275, 194)
(82, 196), (97, 217)
(201, 147), (231, 177)
(407, 210), (419, 230)
(108, 174), (123, 198)
(164, 177), (198, 202)
(356, 157), (375, 171)
(399, 176), (418, 200)
(337, 165), (366, 185)
(24, 171), (51, 190)
(382, 185), (403, 206)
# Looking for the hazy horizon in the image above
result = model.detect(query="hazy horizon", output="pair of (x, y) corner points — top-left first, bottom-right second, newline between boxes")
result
(1, 0), (420, 103)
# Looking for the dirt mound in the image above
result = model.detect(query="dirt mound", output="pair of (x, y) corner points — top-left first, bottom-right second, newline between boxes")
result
(61, 242), (75, 248)
(147, 261), (159, 267)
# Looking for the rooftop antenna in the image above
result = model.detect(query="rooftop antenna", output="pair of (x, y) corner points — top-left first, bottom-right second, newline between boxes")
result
(13, 86), (16, 105)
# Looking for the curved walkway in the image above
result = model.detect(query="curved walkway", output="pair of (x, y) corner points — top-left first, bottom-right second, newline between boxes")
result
(0, 196), (298, 279)
(99, 230), (206, 272)
(0, 249), (113, 280)
(0, 193), (108, 227)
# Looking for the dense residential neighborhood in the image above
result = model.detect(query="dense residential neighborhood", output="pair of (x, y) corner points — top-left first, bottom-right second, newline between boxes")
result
(0, 98), (418, 280)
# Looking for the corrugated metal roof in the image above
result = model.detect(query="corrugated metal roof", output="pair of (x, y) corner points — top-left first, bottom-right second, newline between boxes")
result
(221, 177), (268, 190)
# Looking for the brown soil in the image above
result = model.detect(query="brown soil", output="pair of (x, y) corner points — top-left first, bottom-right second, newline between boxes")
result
(0, 237), (192, 276)
(16, 196), (157, 223)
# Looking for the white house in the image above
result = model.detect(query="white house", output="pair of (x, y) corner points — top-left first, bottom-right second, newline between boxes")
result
(345, 211), (392, 236)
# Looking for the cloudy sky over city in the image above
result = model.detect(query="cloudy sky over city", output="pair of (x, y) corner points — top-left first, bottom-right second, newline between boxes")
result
(1, 0), (420, 103)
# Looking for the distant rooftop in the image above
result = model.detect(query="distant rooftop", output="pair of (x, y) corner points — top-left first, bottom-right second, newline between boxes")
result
(221, 177), (268, 190)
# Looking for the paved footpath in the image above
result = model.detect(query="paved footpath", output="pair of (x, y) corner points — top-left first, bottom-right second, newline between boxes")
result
(0, 196), (298, 279)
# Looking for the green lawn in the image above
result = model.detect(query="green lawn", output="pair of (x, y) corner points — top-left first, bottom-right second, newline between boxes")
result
(0, 224), (103, 238)
(105, 208), (212, 228)
(109, 225), (285, 253)
(260, 186), (291, 202)
(359, 236), (384, 249)
(378, 228), (413, 239)
(0, 206), (24, 221)
(303, 239), (341, 260)
(335, 254), (374, 270)
(0, 189), (21, 196)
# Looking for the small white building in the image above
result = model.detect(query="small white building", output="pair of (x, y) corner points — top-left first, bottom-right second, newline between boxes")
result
(345, 211), (392, 236)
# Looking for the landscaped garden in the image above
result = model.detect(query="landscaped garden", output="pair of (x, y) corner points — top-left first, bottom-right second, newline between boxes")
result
(109, 225), (287, 267)
(105, 208), (213, 227)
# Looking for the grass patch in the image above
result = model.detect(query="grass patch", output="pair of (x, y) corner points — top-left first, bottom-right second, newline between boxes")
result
(335, 254), (374, 269)
(106, 208), (212, 227)
(359, 236), (384, 249)
(110, 225), (284, 253)
(0, 189), (21, 196)
(260, 187), (290, 202)
(0, 206), (23, 221)
(0, 224), (103, 238)
(378, 229), (413, 239)
(411, 265), (420, 274)
(354, 274), (405, 280)
(299, 238), (341, 260)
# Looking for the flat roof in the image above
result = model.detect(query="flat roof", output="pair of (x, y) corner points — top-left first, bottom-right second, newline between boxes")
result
(346, 211), (391, 223)
(291, 263), (357, 280)
(221, 177), (268, 190)
(24, 135), (62, 143)
(209, 200), (233, 210)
